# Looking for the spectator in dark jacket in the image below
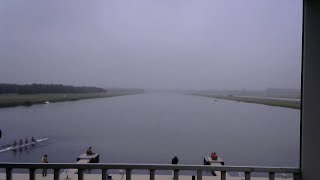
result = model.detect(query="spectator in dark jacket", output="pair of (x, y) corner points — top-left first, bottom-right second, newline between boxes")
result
(171, 156), (179, 178)
(172, 156), (179, 164)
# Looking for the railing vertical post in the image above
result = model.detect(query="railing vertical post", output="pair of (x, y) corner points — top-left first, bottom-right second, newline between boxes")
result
(150, 169), (155, 180)
(173, 170), (179, 180)
(197, 170), (202, 180)
(221, 171), (226, 180)
(126, 169), (131, 180)
(29, 168), (36, 180)
(6, 168), (12, 180)
(54, 169), (60, 180)
(102, 169), (107, 180)
(293, 173), (301, 180)
(78, 169), (84, 180)
(245, 171), (250, 180)
(269, 172), (275, 180)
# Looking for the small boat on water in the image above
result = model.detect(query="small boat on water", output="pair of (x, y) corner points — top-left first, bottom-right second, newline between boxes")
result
(0, 138), (48, 153)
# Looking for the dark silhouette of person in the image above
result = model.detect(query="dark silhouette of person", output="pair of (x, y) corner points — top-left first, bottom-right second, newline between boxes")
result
(171, 156), (179, 164)
(86, 146), (94, 155)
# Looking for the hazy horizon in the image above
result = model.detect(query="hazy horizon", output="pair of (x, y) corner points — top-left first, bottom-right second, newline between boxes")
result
(0, 0), (302, 90)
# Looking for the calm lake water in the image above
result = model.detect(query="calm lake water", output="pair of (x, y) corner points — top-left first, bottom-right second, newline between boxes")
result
(0, 93), (300, 167)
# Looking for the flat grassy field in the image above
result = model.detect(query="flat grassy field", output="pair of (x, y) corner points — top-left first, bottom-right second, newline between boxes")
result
(193, 94), (301, 109)
(0, 92), (142, 108)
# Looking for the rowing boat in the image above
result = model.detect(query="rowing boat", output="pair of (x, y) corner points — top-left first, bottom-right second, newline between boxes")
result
(0, 138), (48, 153)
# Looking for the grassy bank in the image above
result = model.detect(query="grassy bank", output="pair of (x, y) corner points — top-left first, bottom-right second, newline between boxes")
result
(193, 94), (301, 109)
(0, 91), (143, 108)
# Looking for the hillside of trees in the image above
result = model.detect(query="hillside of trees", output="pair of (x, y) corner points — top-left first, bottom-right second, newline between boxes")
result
(0, 83), (106, 94)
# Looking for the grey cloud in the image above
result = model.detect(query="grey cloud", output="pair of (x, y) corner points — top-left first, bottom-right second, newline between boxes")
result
(0, 0), (302, 90)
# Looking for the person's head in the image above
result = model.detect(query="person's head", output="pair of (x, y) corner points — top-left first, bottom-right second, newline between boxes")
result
(89, 146), (92, 149)
(214, 152), (216, 154)
(44, 155), (47, 157)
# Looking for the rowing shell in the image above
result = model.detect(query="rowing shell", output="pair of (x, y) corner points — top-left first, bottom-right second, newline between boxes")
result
(0, 138), (48, 153)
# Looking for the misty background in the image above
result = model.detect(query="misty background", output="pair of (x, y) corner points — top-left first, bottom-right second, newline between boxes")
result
(0, 0), (302, 90)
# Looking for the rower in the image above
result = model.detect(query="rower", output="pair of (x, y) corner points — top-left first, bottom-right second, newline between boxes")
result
(25, 138), (29, 144)
(13, 140), (17, 146)
(31, 137), (36, 142)
(19, 139), (23, 146)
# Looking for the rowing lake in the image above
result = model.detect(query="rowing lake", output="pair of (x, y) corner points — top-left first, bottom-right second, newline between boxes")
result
(0, 93), (300, 167)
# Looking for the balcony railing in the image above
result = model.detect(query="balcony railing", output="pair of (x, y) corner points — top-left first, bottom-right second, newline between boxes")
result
(0, 163), (300, 180)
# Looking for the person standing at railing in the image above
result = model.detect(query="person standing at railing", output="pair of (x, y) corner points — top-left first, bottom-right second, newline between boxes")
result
(171, 156), (179, 164)
(171, 156), (179, 178)
(41, 154), (48, 176)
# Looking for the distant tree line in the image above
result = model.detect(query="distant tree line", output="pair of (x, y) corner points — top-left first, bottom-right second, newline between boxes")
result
(0, 83), (106, 94)
(187, 88), (300, 99)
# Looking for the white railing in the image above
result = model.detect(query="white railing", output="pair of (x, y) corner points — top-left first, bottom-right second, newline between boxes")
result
(0, 163), (300, 180)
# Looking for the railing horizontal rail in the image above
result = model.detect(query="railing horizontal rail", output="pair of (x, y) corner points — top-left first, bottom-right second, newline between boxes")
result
(0, 163), (300, 173)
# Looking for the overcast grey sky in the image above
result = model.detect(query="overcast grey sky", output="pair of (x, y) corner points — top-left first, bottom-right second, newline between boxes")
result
(0, 0), (302, 90)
